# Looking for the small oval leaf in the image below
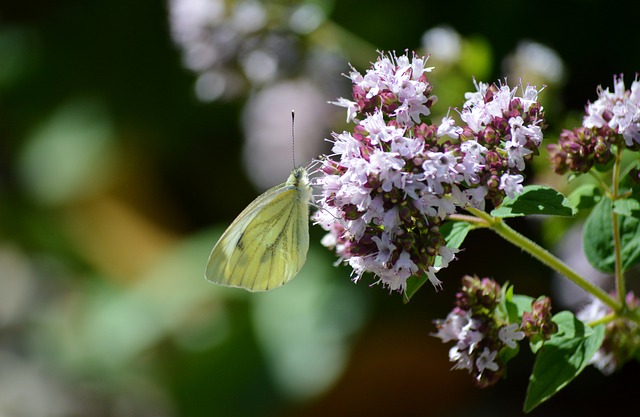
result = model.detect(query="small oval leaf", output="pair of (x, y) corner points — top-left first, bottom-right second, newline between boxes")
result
(491, 185), (576, 218)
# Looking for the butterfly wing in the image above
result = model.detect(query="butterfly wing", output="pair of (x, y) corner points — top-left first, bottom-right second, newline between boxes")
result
(206, 168), (310, 291)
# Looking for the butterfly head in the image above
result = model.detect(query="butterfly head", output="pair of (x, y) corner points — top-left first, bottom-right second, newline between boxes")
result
(288, 166), (309, 187)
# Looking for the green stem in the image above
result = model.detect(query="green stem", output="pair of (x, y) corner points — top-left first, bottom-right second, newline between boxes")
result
(621, 308), (640, 326)
(448, 213), (491, 226)
(590, 310), (640, 327)
(588, 312), (617, 327)
(466, 207), (622, 311)
(611, 146), (626, 306)
(466, 206), (496, 224)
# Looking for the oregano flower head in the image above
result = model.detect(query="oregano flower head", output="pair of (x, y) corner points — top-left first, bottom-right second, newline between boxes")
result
(314, 51), (546, 293)
(433, 275), (526, 388)
(548, 75), (640, 175)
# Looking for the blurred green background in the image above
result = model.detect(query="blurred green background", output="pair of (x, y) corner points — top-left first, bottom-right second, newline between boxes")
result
(1, 0), (639, 416)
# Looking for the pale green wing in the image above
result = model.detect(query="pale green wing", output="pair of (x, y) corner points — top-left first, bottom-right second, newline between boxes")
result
(205, 171), (310, 291)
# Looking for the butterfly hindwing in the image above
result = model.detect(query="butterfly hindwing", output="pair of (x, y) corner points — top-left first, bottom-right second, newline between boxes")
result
(205, 167), (310, 291)
(224, 186), (299, 290)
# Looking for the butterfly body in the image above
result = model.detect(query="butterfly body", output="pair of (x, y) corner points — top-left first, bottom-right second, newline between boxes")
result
(206, 166), (311, 291)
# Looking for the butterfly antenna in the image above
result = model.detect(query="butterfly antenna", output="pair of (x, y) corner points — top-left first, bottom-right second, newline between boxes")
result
(291, 110), (296, 168)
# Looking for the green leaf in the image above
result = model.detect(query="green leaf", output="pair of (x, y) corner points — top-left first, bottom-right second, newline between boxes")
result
(568, 183), (602, 211)
(511, 294), (535, 317)
(614, 164), (640, 217)
(529, 336), (545, 355)
(500, 343), (520, 368)
(491, 185), (576, 218)
(584, 197), (640, 272)
(523, 311), (605, 413)
(500, 289), (538, 351)
(619, 163), (640, 192)
(613, 198), (640, 217)
(438, 221), (472, 253)
(500, 284), (516, 322)
(404, 221), (472, 302)
(501, 289), (534, 324)
(404, 276), (426, 303)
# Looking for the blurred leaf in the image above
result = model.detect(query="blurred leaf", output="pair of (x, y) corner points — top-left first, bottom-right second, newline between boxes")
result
(35, 230), (231, 372)
(18, 98), (115, 205)
(568, 183), (602, 211)
(613, 198), (640, 217)
(0, 26), (38, 89)
(251, 246), (368, 400)
(460, 36), (492, 80)
(612, 162), (640, 217)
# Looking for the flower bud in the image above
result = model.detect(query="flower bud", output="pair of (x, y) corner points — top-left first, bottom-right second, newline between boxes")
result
(521, 296), (557, 341)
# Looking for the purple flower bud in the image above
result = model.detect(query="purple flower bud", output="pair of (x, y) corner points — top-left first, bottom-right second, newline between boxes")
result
(342, 204), (364, 220)
(521, 296), (557, 340)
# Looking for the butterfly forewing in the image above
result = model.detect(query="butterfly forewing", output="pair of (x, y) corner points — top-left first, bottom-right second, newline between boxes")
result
(205, 168), (311, 291)
(224, 188), (299, 290)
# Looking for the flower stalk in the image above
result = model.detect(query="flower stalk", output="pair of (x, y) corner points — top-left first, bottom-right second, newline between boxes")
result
(465, 207), (622, 311)
(611, 146), (626, 307)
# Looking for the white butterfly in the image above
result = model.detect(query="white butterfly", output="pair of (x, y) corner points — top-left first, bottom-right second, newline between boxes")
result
(205, 166), (312, 291)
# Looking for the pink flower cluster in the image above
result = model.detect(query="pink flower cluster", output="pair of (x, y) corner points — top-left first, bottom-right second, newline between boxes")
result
(433, 276), (525, 387)
(584, 75), (640, 147)
(314, 51), (545, 293)
(548, 75), (640, 174)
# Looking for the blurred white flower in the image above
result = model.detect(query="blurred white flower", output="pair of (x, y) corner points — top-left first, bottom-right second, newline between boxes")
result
(0, 246), (36, 327)
(168, 0), (325, 101)
(421, 26), (462, 63)
(241, 48), (278, 83)
(289, 3), (326, 34)
(0, 352), (76, 417)
(230, 0), (266, 33)
(194, 70), (228, 101)
(241, 79), (332, 190)
(503, 41), (565, 85)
